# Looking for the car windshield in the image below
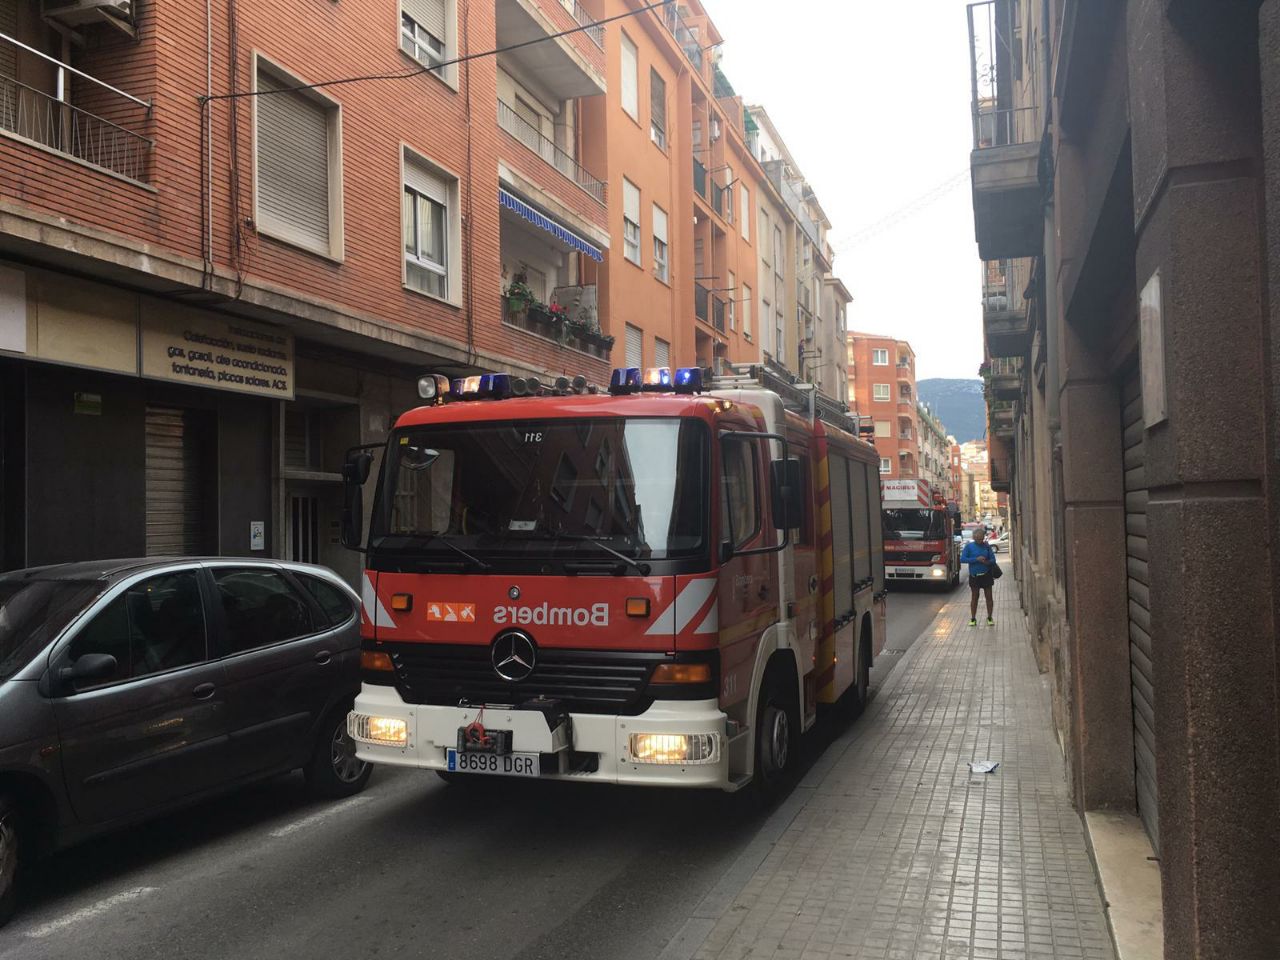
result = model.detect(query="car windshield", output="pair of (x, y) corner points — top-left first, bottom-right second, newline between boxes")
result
(0, 578), (104, 680)
(882, 508), (947, 541)
(372, 417), (708, 565)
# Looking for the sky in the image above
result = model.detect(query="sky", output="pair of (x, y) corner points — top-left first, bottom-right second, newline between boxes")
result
(704, 0), (984, 381)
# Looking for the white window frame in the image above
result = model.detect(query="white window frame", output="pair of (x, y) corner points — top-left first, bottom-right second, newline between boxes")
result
(399, 0), (458, 89)
(620, 32), (639, 120)
(742, 284), (752, 338)
(623, 178), (641, 266)
(649, 67), (667, 149)
(873, 383), (891, 402)
(739, 185), (749, 240)
(880, 458), (891, 475)
(401, 145), (462, 306)
(874, 420), (890, 438)
(872, 348), (889, 365)
(652, 203), (669, 283)
(252, 53), (345, 262)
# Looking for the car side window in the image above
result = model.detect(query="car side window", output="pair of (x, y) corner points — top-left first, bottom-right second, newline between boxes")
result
(67, 571), (207, 683)
(214, 569), (315, 653)
(298, 575), (356, 627)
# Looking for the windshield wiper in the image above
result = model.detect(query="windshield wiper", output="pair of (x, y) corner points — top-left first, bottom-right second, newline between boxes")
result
(382, 534), (492, 571)
(551, 533), (651, 576)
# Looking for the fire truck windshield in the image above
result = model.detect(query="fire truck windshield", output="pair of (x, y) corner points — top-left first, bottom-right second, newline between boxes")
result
(882, 508), (948, 541)
(371, 417), (708, 567)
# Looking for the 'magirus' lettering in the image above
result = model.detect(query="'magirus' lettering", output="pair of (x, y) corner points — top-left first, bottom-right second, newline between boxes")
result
(493, 603), (609, 627)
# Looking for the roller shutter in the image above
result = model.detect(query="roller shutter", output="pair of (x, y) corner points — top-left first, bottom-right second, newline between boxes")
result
(624, 323), (643, 369)
(256, 69), (331, 251)
(1122, 370), (1157, 850)
(145, 407), (205, 556)
(403, 0), (446, 41)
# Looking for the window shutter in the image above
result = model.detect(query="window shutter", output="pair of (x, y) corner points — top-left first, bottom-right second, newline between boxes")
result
(257, 69), (331, 250)
(652, 205), (667, 244)
(404, 153), (447, 204)
(403, 0), (446, 41)
(625, 324), (643, 369)
(620, 33), (638, 117)
(654, 338), (670, 369)
(739, 186), (750, 239)
(623, 179), (640, 223)
(650, 70), (666, 130)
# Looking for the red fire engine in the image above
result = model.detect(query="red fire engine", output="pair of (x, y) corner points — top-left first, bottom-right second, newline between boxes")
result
(341, 364), (885, 795)
(881, 479), (961, 589)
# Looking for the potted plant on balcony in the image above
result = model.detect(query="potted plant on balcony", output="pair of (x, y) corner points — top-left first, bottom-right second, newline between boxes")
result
(505, 272), (537, 321)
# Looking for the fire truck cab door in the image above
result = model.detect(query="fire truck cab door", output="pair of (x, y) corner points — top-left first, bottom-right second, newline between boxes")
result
(716, 433), (780, 721)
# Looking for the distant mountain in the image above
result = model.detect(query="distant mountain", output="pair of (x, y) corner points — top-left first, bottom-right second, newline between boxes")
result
(917, 379), (986, 443)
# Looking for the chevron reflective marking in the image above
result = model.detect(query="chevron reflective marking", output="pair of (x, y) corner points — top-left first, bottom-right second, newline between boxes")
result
(362, 574), (398, 630)
(646, 578), (717, 635)
(693, 600), (719, 634)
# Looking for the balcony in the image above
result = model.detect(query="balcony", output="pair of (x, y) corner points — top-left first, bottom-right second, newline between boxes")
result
(989, 401), (1015, 440)
(982, 259), (1033, 356)
(695, 282), (726, 333)
(659, 2), (703, 72)
(985, 356), (1024, 401)
(501, 285), (614, 360)
(989, 458), (1012, 493)
(762, 160), (822, 250)
(967, 1), (1042, 260)
(495, 0), (605, 99)
(0, 31), (152, 184)
(498, 100), (605, 205)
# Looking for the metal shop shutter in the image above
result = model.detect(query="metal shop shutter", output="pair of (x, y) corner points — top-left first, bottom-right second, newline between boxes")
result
(144, 406), (205, 556)
(1122, 370), (1158, 850)
(256, 69), (331, 250)
(625, 323), (643, 369)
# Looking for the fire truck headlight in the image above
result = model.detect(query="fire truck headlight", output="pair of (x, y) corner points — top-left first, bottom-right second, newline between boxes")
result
(628, 733), (719, 765)
(931, 568), (946, 578)
(349, 713), (409, 746)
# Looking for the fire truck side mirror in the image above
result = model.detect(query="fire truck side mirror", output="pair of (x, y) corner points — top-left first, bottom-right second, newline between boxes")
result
(340, 452), (374, 550)
(770, 458), (803, 532)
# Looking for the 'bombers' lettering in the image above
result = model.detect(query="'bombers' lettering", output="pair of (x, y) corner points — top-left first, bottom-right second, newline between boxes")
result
(492, 603), (609, 627)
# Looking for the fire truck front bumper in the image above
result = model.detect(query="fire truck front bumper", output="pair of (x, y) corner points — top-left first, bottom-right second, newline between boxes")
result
(887, 563), (950, 581)
(348, 685), (734, 790)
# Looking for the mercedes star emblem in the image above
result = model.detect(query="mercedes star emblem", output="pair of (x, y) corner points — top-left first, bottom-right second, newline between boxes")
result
(491, 630), (536, 682)
(508, 585), (521, 600)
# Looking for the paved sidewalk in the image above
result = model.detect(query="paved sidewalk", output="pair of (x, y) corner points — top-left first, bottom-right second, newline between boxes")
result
(665, 581), (1114, 960)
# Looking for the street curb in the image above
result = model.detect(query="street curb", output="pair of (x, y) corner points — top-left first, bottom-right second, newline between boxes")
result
(653, 590), (961, 960)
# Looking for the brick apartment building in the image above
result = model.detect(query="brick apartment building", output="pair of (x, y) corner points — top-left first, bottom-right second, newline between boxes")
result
(846, 332), (918, 480)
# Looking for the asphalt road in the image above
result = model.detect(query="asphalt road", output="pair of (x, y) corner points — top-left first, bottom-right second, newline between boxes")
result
(0, 585), (957, 960)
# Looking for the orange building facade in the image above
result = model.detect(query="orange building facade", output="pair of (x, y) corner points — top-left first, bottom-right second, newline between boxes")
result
(846, 332), (919, 480)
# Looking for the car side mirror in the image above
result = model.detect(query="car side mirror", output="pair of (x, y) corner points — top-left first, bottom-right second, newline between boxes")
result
(58, 653), (118, 691)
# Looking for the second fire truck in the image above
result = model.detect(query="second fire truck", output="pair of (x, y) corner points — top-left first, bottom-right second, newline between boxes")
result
(340, 364), (886, 797)
(880, 479), (961, 589)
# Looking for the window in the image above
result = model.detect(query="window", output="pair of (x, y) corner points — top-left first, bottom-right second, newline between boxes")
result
(254, 60), (343, 260)
(775, 309), (784, 360)
(720, 437), (760, 549)
(68, 571), (207, 682)
(874, 421), (890, 438)
(872, 348), (889, 365)
(880, 458), (892, 474)
(652, 204), (669, 282)
(649, 69), (666, 148)
(299, 575), (356, 627)
(739, 185), (750, 240)
(623, 179), (641, 265)
(873, 383), (891, 402)
(620, 32), (638, 120)
(655, 337), (670, 368)
(403, 153), (456, 301)
(727, 271), (736, 330)
(401, 0), (446, 70)
(742, 284), (752, 336)
(625, 323), (643, 368)
(214, 569), (315, 653)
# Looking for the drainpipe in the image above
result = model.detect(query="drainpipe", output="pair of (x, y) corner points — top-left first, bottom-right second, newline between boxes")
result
(1042, 0), (1060, 436)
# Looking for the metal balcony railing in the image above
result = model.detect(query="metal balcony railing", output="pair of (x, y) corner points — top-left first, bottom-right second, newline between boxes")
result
(711, 293), (725, 332)
(967, 0), (1039, 150)
(989, 356), (1023, 377)
(693, 157), (706, 199)
(695, 282), (709, 324)
(763, 160), (822, 250)
(498, 100), (605, 204)
(659, 2), (702, 70)
(981, 258), (1031, 313)
(0, 31), (152, 183)
(570, 1), (604, 49)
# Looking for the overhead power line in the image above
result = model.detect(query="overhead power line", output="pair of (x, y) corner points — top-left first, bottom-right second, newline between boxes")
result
(199, 0), (674, 103)
(830, 168), (970, 252)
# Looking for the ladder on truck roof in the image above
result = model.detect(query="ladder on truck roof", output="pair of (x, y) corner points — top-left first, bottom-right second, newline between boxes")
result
(709, 363), (869, 440)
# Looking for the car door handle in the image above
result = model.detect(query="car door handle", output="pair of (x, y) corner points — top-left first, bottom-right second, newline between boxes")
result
(192, 682), (216, 700)
(313, 650), (332, 665)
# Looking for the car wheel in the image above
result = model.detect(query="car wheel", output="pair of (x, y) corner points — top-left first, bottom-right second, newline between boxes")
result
(751, 673), (799, 806)
(305, 707), (372, 799)
(0, 794), (20, 928)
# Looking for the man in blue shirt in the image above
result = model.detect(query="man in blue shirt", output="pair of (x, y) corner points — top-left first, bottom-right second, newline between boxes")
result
(960, 526), (997, 626)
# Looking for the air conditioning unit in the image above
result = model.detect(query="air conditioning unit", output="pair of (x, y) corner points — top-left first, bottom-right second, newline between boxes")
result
(43, 0), (133, 34)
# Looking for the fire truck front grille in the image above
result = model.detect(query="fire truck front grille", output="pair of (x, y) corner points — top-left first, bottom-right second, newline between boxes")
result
(387, 644), (667, 715)
(884, 550), (933, 564)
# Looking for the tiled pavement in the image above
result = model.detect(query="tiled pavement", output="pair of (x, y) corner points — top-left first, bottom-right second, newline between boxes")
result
(663, 580), (1115, 960)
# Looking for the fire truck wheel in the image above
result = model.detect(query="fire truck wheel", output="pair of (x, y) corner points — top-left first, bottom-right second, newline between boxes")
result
(752, 673), (799, 804)
(305, 705), (373, 799)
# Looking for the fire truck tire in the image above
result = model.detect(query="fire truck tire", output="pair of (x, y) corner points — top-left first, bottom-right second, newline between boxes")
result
(751, 669), (799, 804)
(305, 704), (373, 799)
(0, 794), (19, 929)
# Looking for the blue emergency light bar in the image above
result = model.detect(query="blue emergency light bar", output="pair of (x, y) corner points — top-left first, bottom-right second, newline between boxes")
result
(610, 366), (704, 395)
(426, 371), (597, 402)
